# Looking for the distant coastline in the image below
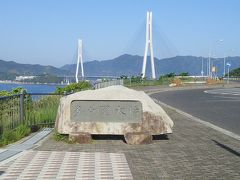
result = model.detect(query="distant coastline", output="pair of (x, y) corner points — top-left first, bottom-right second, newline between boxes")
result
(0, 80), (66, 86)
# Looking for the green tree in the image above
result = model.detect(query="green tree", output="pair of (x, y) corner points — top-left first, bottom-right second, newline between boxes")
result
(22, 74), (62, 83)
(55, 81), (92, 94)
(228, 68), (240, 77)
(179, 72), (189, 76)
(165, 72), (176, 78)
(0, 87), (27, 97)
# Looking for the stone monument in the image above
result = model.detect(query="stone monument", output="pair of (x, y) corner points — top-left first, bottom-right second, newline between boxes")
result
(55, 86), (173, 144)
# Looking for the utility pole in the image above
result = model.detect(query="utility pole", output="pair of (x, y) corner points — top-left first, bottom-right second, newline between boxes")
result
(223, 54), (226, 77)
(208, 39), (223, 79)
(142, 11), (156, 79)
(75, 39), (84, 83)
(208, 52), (211, 78)
(226, 62), (231, 84)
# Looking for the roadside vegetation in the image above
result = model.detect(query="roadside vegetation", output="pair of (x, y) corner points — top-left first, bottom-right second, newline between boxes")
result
(0, 125), (31, 147)
(0, 87), (59, 146)
(55, 81), (92, 94)
(228, 67), (240, 77)
(53, 131), (70, 143)
(122, 72), (198, 87)
(24, 95), (61, 128)
(0, 81), (92, 147)
(0, 87), (26, 96)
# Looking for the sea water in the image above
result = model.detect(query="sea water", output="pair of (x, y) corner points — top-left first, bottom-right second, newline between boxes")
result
(0, 83), (65, 93)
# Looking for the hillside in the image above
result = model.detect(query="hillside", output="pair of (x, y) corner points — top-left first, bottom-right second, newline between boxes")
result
(61, 54), (240, 77)
(0, 60), (70, 80)
(1, 54), (240, 80)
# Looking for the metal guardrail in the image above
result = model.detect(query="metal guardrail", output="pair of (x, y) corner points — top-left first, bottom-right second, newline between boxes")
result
(227, 77), (240, 81)
(0, 93), (62, 135)
(0, 95), (21, 135)
(94, 79), (123, 89)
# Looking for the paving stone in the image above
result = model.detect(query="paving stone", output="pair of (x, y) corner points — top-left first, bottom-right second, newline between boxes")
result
(34, 104), (240, 179)
(1, 87), (240, 179)
(0, 151), (132, 180)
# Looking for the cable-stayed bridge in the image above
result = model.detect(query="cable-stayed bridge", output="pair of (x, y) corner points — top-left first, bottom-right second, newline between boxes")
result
(71, 11), (178, 83)
(67, 11), (233, 83)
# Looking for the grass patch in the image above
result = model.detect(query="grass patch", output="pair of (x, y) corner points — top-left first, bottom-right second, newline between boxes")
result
(124, 78), (173, 87)
(53, 131), (95, 144)
(24, 95), (61, 127)
(15, 124), (31, 138)
(53, 131), (71, 143)
(0, 125), (31, 147)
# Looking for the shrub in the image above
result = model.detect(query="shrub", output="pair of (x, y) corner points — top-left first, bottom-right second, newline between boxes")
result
(53, 131), (69, 143)
(15, 125), (31, 139)
(11, 87), (27, 94)
(55, 81), (92, 94)
(171, 78), (182, 86)
(0, 90), (10, 96)
(179, 72), (189, 76)
(0, 87), (27, 97)
(0, 125), (31, 147)
(1, 131), (16, 145)
(228, 67), (240, 77)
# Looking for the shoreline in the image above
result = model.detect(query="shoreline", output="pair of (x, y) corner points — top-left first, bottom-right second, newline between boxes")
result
(0, 81), (66, 86)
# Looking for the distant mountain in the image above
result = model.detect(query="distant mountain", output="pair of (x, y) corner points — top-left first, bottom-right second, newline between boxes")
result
(1, 54), (240, 81)
(61, 54), (142, 77)
(0, 59), (70, 80)
(61, 54), (240, 77)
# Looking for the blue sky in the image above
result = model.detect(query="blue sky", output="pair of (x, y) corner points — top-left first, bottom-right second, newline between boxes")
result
(0, 0), (239, 67)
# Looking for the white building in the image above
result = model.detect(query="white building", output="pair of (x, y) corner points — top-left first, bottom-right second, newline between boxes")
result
(15, 76), (36, 81)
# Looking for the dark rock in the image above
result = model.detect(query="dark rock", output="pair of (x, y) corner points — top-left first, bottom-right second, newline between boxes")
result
(69, 132), (92, 143)
(124, 132), (152, 145)
(31, 125), (39, 132)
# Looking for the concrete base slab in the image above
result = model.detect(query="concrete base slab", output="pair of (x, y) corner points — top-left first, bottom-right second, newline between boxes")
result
(0, 128), (53, 163)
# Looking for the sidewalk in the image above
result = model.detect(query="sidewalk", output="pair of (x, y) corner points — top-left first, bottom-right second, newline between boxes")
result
(0, 85), (240, 179)
(34, 104), (240, 179)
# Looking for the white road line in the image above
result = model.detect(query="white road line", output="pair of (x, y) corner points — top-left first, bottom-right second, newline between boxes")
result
(204, 89), (240, 96)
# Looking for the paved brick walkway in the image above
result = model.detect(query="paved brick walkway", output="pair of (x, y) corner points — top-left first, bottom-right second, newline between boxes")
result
(0, 151), (132, 179)
(32, 105), (240, 179)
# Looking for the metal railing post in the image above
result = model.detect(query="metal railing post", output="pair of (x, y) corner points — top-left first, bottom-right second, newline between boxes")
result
(20, 91), (25, 123)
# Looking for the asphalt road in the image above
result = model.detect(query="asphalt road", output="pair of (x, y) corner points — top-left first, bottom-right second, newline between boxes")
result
(151, 88), (240, 136)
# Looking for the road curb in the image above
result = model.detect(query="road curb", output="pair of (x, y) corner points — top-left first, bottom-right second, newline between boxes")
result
(0, 151), (25, 166)
(152, 98), (240, 141)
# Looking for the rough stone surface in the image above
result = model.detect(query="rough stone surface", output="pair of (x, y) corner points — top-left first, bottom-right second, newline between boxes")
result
(69, 132), (92, 143)
(124, 132), (152, 145)
(55, 86), (173, 136)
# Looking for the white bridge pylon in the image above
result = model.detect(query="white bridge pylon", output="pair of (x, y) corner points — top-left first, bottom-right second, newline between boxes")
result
(75, 39), (84, 83)
(142, 11), (156, 79)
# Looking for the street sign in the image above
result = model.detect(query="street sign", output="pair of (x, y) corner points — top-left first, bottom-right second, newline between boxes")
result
(212, 66), (217, 72)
